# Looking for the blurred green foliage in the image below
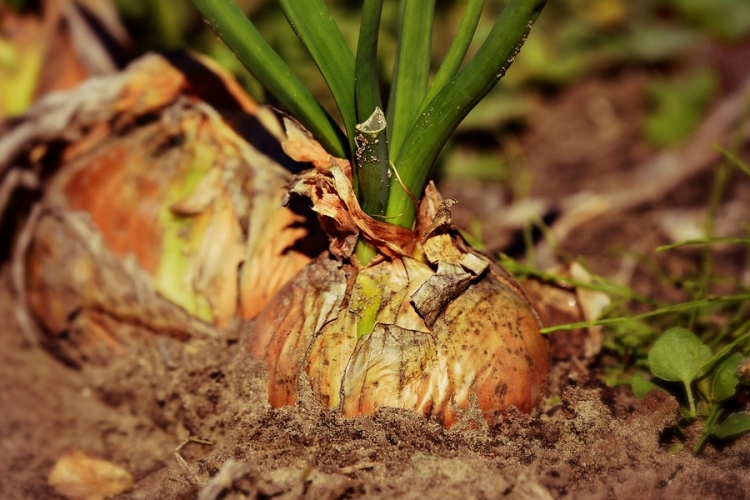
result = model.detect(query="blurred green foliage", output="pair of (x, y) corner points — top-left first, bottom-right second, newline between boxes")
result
(28, 0), (743, 155)
(669, 0), (750, 41)
(4, 0), (749, 163)
(643, 67), (718, 147)
(114, 0), (750, 93)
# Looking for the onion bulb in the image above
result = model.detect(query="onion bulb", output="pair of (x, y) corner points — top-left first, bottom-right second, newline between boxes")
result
(247, 121), (550, 427)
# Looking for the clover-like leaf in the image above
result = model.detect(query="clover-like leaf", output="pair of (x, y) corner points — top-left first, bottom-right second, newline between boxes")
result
(631, 376), (665, 399)
(648, 327), (712, 384)
(712, 412), (750, 439)
(708, 352), (744, 403)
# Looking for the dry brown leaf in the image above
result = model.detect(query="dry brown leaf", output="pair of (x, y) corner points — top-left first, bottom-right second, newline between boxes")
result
(411, 260), (473, 326)
(281, 117), (352, 178)
(281, 118), (418, 258)
(523, 263), (609, 361)
(48, 451), (133, 500)
(421, 198), (458, 242)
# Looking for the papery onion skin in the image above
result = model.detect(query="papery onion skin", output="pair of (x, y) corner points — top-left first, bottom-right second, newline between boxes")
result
(248, 119), (550, 428)
(249, 248), (549, 428)
(247, 256), (347, 408)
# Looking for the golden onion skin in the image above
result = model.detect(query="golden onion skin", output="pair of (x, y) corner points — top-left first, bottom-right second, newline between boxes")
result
(248, 239), (549, 428)
(247, 257), (347, 408)
(247, 121), (550, 428)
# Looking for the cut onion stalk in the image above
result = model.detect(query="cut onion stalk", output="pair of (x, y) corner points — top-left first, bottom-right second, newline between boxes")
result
(248, 120), (550, 427)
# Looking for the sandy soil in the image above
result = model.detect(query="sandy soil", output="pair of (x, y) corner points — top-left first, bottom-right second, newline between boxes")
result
(2, 267), (749, 500)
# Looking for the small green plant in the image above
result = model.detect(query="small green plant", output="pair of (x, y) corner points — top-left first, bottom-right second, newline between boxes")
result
(643, 327), (750, 452)
(527, 140), (750, 454)
(528, 231), (750, 454)
(642, 141), (750, 453)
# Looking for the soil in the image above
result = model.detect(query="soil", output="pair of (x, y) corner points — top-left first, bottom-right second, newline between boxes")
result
(2, 65), (750, 499)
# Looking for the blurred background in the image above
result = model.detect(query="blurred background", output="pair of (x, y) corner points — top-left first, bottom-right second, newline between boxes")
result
(3, 0), (750, 138)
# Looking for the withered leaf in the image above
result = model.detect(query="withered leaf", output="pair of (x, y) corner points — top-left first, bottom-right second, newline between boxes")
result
(422, 233), (488, 276)
(48, 451), (133, 500)
(411, 261), (472, 327)
(422, 198), (458, 242)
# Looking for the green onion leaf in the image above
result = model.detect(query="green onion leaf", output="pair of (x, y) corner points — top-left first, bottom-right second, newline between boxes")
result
(278, 0), (357, 148)
(191, 0), (348, 158)
(421, 0), (485, 111)
(387, 0), (547, 228)
(354, 108), (389, 217)
(386, 0), (435, 163)
(355, 0), (390, 217)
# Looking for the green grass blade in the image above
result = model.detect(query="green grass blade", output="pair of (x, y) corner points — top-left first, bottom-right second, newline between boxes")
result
(191, 0), (348, 158)
(278, 0), (357, 147)
(386, 0), (547, 228)
(539, 293), (750, 334)
(355, 0), (390, 217)
(386, 0), (435, 163)
(420, 0), (484, 111)
(714, 144), (750, 178)
(657, 237), (750, 251)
